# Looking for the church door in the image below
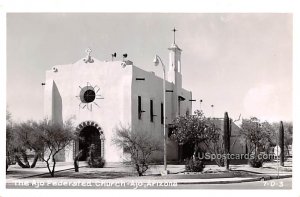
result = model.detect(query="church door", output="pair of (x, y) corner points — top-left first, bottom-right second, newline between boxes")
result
(78, 126), (102, 161)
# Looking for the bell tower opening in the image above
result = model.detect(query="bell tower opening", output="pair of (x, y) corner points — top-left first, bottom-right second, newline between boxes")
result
(167, 43), (182, 84)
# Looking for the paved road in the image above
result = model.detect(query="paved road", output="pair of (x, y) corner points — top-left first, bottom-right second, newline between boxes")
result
(165, 178), (292, 190)
(7, 178), (292, 189)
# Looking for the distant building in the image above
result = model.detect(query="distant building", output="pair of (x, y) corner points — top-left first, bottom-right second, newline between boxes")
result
(44, 41), (192, 162)
(174, 117), (247, 161)
(207, 118), (246, 155)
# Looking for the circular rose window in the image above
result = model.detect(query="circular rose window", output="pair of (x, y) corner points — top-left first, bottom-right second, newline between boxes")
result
(80, 86), (96, 103)
(83, 89), (96, 103)
(77, 84), (103, 110)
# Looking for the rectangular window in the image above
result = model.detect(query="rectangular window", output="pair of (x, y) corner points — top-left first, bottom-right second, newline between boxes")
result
(161, 103), (164, 124)
(138, 96), (142, 120)
(150, 100), (154, 122)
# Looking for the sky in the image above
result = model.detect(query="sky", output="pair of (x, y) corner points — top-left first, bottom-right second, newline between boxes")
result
(6, 13), (293, 123)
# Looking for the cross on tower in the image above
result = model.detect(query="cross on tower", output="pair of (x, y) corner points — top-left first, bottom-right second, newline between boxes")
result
(172, 27), (177, 44)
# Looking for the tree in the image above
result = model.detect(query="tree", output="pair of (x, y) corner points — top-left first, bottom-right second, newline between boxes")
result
(279, 121), (284, 166)
(170, 110), (223, 166)
(270, 122), (293, 156)
(112, 125), (162, 176)
(241, 117), (274, 168)
(284, 122), (293, 156)
(37, 119), (76, 177)
(202, 118), (224, 167)
(74, 150), (83, 172)
(6, 112), (42, 170)
(241, 117), (272, 156)
(223, 112), (230, 170)
(6, 111), (76, 175)
(6, 110), (14, 171)
(11, 121), (43, 168)
(170, 110), (207, 156)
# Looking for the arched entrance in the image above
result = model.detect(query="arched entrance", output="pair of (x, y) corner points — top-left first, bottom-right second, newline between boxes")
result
(75, 121), (105, 161)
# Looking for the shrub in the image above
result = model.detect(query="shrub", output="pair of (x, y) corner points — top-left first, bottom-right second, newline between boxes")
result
(87, 156), (106, 168)
(112, 125), (162, 176)
(87, 144), (105, 168)
(185, 158), (205, 172)
(249, 156), (264, 168)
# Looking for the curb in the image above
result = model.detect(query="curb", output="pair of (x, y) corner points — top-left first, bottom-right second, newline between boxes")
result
(177, 177), (262, 184)
(9, 166), (292, 185)
(17, 166), (89, 179)
(176, 174), (292, 185)
(269, 174), (292, 179)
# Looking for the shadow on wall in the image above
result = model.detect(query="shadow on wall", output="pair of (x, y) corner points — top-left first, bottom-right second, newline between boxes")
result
(52, 81), (65, 161)
(52, 81), (63, 124)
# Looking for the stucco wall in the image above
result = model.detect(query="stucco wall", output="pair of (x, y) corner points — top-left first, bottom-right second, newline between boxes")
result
(44, 58), (133, 162)
(131, 66), (192, 162)
(230, 122), (247, 154)
(208, 118), (246, 154)
(44, 56), (193, 163)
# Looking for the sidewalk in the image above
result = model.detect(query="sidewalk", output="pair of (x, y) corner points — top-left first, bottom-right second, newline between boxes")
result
(6, 161), (292, 186)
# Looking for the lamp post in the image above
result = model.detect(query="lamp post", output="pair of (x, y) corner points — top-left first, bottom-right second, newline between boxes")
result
(153, 55), (168, 173)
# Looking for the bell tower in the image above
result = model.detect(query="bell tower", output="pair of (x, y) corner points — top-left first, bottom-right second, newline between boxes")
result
(167, 27), (182, 88)
(167, 28), (183, 119)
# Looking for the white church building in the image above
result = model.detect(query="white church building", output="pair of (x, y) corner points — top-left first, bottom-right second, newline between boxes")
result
(43, 39), (193, 162)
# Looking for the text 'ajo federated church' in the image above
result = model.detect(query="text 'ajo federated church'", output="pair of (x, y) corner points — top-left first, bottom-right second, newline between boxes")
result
(43, 29), (193, 163)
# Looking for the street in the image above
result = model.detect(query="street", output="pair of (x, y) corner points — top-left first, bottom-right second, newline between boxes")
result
(167, 178), (292, 189)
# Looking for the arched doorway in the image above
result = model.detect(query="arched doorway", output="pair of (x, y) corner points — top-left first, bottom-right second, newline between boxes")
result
(75, 121), (105, 161)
